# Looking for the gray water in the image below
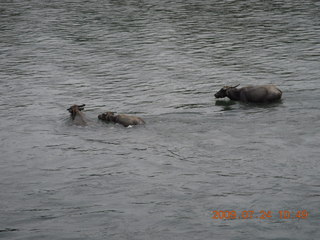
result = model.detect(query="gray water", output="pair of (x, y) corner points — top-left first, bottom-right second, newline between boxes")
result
(1, 0), (319, 239)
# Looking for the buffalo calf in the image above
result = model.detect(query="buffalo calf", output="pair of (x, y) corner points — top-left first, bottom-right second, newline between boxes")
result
(98, 112), (145, 127)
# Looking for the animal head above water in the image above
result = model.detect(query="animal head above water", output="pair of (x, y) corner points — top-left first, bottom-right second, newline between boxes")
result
(98, 111), (116, 122)
(214, 84), (240, 98)
(67, 104), (85, 120)
(67, 104), (85, 113)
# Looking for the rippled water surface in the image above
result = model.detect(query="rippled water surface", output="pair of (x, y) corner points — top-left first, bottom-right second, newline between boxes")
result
(1, 0), (319, 239)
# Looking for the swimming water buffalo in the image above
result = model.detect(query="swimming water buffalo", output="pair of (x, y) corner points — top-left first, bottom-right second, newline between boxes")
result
(214, 84), (282, 103)
(67, 104), (87, 126)
(98, 112), (145, 127)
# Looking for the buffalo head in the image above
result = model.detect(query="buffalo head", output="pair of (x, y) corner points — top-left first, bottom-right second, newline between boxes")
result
(214, 84), (240, 98)
(67, 104), (85, 120)
(98, 112), (116, 122)
(67, 104), (85, 113)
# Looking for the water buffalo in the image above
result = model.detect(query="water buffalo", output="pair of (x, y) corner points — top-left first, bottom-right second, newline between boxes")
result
(67, 104), (87, 126)
(98, 112), (145, 127)
(214, 84), (282, 103)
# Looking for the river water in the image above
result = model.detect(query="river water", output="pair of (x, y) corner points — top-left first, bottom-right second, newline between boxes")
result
(0, 0), (319, 239)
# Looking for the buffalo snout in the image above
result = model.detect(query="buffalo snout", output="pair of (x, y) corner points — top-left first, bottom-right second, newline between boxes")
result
(214, 89), (226, 98)
(98, 114), (104, 120)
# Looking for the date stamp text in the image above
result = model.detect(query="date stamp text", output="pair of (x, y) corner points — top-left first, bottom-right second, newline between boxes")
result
(211, 210), (309, 220)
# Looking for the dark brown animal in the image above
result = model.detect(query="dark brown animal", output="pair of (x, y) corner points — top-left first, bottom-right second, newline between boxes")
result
(98, 112), (145, 127)
(214, 84), (282, 103)
(67, 104), (87, 126)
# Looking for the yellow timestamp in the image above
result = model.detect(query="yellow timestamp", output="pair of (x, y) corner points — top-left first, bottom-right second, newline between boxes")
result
(211, 210), (309, 220)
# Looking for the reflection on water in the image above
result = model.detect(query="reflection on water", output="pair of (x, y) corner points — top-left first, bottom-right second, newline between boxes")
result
(0, 0), (319, 239)
(215, 100), (237, 111)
